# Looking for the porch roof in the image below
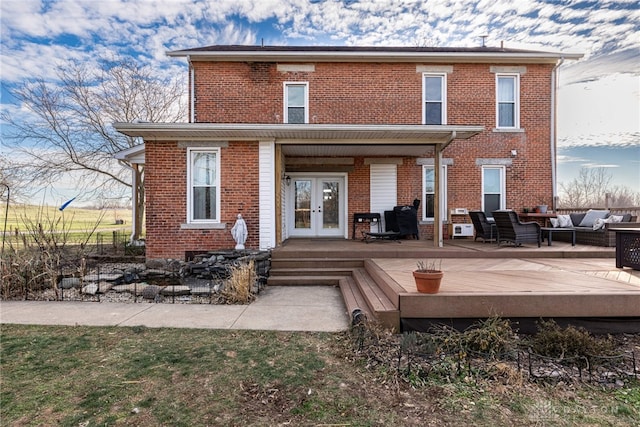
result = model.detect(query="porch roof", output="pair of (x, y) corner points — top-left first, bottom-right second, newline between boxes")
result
(112, 123), (484, 156)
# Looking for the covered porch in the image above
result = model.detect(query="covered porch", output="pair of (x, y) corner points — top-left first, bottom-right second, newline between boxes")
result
(269, 238), (640, 332)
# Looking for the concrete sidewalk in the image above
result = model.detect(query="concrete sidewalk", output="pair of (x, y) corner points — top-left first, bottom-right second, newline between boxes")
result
(0, 286), (350, 332)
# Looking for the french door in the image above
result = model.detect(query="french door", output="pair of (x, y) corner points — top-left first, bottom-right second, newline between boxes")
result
(288, 176), (345, 237)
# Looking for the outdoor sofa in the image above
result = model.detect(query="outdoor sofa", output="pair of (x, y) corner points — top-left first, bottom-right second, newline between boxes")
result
(549, 210), (638, 247)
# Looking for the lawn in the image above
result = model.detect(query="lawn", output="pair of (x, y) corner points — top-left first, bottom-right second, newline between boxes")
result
(2, 203), (136, 250)
(1, 324), (639, 426)
(3, 203), (132, 233)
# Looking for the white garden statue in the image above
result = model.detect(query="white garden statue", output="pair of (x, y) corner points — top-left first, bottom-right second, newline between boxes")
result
(231, 213), (248, 250)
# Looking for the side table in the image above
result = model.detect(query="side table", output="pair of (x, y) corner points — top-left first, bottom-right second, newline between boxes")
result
(610, 228), (640, 270)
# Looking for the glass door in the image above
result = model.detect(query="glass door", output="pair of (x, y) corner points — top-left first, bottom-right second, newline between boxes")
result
(289, 176), (344, 237)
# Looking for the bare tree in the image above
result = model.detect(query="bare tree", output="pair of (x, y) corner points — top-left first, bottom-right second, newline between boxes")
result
(2, 57), (186, 238)
(558, 167), (640, 208)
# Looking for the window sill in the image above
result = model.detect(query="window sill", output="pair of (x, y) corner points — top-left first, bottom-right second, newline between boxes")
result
(492, 127), (525, 133)
(181, 222), (227, 230)
(419, 220), (450, 225)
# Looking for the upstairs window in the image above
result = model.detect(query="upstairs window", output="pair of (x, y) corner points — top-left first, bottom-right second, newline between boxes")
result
(496, 74), (519, 128)
(284, 82), (308, 124)
(188, 148), (220, 223)
(423, 74), (446, 125)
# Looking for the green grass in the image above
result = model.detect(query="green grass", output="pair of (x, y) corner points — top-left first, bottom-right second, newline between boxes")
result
(2, 203), (133, 233)
(1, 324), (639, 426)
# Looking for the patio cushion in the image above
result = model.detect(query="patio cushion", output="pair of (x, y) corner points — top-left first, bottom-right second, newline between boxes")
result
(578, 209), (609, 227)
(570, 213), (585, 226)
(593, 215), (624, 230)
(557, 214), (572, 228)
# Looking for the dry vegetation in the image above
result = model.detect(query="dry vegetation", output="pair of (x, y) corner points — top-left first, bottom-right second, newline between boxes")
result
(1, 320), (639, 426)
(1, 204), (133, 299)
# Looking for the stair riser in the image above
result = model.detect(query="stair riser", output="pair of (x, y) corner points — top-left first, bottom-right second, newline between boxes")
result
(267, 277), (343, 286)
(270, 269), (354, 277)
(271, 259), (364, 269)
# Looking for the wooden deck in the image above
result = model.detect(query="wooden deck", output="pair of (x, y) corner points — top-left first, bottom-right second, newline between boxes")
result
(269, 238), (640, 332)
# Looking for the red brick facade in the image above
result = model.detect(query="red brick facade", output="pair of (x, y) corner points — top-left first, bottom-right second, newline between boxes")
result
(140, 51), (558, 260)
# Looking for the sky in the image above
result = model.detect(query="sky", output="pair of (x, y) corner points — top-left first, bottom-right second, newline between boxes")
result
(1, 0), (639, 206)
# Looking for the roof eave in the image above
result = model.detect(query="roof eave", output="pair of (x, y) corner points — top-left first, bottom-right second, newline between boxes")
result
(167, 50), (583, 64)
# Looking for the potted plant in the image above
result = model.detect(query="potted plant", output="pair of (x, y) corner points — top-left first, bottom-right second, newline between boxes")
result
(413, 259), (443, 294)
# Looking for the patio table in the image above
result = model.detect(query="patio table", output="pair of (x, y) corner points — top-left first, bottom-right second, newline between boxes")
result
(541, 227), (575, 246)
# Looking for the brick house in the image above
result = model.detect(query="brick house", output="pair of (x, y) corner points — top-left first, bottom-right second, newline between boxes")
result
(114, 45), (581, 261)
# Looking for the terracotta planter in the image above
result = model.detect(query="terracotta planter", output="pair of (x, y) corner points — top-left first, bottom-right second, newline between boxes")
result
(413, 270), (443, 294)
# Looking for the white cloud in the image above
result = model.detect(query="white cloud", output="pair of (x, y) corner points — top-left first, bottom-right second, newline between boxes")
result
(1, 0), (639, 151)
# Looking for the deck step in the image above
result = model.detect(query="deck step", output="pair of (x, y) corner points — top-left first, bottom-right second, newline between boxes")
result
(350, 268), (399, 331)
(270, 258), (364, 269)
(266, 275), (345, 286)
(339, 276), (373, 324)
(267, 255), (399, 330)
(363, 259), (406, 307)
(269, 267), (356, 277)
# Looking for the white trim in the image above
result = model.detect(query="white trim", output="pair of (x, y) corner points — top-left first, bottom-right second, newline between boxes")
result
(186, 147), (221, 224)
(422, 164), (447, 222)
(286, 173), (347, 238)
(495, 73), (520, 129)
(259, 141), (276, 249)
(422, 73), (447, 125)
(283, 82), (309, 124)
(481, 165), (506, 216)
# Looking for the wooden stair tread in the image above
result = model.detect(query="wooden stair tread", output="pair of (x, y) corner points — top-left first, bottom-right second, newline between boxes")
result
(351, 268), (397, 312)
(267, 275), (345, 286)
(339, 276), (373, 321)
(269, 267), (356, 276)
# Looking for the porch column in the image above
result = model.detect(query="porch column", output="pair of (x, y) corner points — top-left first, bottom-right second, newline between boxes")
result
(258, 140), (276, 250)
(434, 145), (443, 247)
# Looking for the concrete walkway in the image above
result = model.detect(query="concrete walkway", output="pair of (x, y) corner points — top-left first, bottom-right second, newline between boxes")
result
(0, 286), (350, 332)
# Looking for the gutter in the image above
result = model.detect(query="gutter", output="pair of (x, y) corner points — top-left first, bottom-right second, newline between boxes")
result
(168, 50), (583, 65)
(551, 58), (564, 211)
(188, 56), (195, 123)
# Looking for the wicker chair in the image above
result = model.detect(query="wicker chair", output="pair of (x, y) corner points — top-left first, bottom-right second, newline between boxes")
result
(492, 210), (541, 247)
(469, 210), (497, 243)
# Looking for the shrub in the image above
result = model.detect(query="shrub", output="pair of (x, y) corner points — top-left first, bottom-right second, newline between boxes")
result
(527, 319), (617, 364)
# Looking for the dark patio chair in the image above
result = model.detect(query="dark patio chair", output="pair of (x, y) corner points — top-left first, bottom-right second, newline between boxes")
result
(469, 210), (497, 243)
(492, 210), (541, 247)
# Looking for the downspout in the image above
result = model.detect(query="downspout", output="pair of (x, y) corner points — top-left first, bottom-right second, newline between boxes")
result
(188, 56), (195, 123)
(550, 58), (564, 211)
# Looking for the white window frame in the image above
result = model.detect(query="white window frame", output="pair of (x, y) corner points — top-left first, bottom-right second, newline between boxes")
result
(187, 147), (221, 223)
(495, 74), (520, 129)
(422, 73), (447, 125)
(481, 165), (506, 218)
(422, 164), (447, 221)
(283, 82), (309, 124)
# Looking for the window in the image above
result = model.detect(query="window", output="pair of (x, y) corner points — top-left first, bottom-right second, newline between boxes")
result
(422, 165), (447, 221)
(423, 74), (446, 125)
(284, 82), (308, 124)
(482, 166), (505, 218)
(496, 74), (519, 128)
(188, 148), (220, 222)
